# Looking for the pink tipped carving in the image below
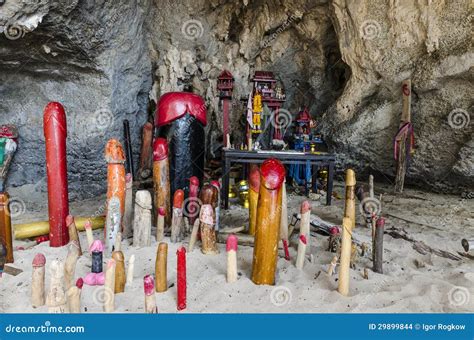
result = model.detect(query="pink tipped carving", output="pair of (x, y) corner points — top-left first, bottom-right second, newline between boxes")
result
(189, 176), (199, 187)
(301, 201), (311, 214)
(143, 275), (155, 295)
(211, 180), (220, 189)
(66, 215), (75, 227)
(226, 234), (238, 252)
(329, 226), (340, 235)
(76, 278), (84, 289)
(90, 240), (104, 253)
(158, 207), (166, 216)
(32, 253), (46, 267)
(300, 234), (307, 245)
(84, 220), (92, 230)
(376, 217), (385, 228)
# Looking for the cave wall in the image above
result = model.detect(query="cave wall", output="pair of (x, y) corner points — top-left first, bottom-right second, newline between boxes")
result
(0, 0), (472, 208)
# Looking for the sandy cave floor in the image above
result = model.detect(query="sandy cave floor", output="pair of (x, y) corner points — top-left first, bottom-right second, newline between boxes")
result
(1, 180), (473, 313)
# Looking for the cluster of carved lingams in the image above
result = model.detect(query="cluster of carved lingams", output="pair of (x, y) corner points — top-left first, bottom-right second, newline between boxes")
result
(1, 92), (385, 312)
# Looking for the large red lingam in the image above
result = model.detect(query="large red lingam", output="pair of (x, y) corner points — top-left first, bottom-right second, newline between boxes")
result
(155, 92), (207, 196)
(43, 102), (70, 247)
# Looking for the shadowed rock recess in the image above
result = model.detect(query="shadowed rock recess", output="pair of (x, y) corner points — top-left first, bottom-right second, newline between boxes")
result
(0, 0), (472, 205)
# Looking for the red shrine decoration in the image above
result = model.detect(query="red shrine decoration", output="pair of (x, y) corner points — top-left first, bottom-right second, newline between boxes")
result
(249, 71), (286, 147)
(217, 70), (234, 147)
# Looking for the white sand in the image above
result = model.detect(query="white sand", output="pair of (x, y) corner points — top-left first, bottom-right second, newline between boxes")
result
(1, 181), (473, 313)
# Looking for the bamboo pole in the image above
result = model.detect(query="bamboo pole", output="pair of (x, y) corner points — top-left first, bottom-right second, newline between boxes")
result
(373, 217), (385, 274)
(226, 234), (238, 283)
(144, 275), (158, 313)
(343, 169), (356, 229)
(338, 217), (353, 296)
(395, 79), (411, 193)
(31, 253), (46, 308)
(248, 164), (260, 235)
(155, 242), (168, 293)
(251, 159), (285, 285)
(14, 216), (105, 240)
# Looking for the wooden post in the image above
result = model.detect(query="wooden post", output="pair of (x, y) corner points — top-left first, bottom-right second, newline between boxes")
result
(112, 251), (126, 293)
(155, 242), (168, 292)
(280, 179), (290, 260)
(64, 240), (80, 290)
(122, 173), (134, 239)
(138, 122), (154, 179)
(226, 234), (238, 283)
(0, 192), (13, 262)
(126, 254), (135, 286)
(132, 190), (152, 247)
(66, 215), (82, 256)
(296, 201), (311, 269)
(104, 259), (116, 313)
(31, 253), (46, 308)
(84, 219), (95, 251)
(105, 196), (121, 256)
(343, 169), (356, 229)
(248, 164), (260, 235)
(171, 189), (184, 243)
(338, 217), (353, 296)
(105, 139), (126, 220)
(251, 159), (285, 285)
(395, 79), (412, 193)
(66, 278), (83, 313)
(153, 138), (171, 227)
(144, 275), (158, 313)
(176, 246), (186, 311)
(43, 102), (69, 247)
(373, 217), (385, 274)
(46, 259), (68, 313)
